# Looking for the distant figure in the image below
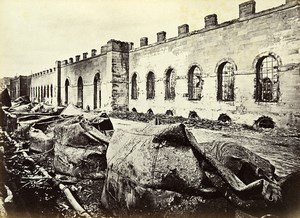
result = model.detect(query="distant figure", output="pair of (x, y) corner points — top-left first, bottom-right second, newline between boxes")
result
(86, 105), (90, 112)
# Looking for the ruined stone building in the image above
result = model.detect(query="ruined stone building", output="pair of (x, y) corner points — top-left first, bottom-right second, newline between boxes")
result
(9, 75), (31, 101)
(29, 0), (300, 128)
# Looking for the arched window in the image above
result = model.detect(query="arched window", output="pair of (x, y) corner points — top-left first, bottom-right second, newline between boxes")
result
(165, 68), (176, 100)
(93, 73), (101, 109)
(65, 79), (70, 105)
(131, 73), (138, 100)
(77, 77), (83, 108)
(43, 86), (46, 98)
(38, 86), (41, 101)
(50, 84), (53, 97)
(146, 72), (155, 99)
(188, 66), (203, 100)
(256, 55), (279, 102)
(217, 62), (235, 101)
(47, 85), (49, 98)
(40, 86), (43, 100)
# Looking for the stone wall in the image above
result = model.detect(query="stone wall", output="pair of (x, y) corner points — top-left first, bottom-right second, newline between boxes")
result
(129, 1), (300, 128)
(59, 40), (132, 111)
(31, 69), (57, 104)
(10, 76), (29, 101)
(60, 51), (108, 110)
(19, 0), (300, 128)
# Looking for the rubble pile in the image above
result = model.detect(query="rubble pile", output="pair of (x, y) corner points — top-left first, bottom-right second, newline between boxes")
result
(109, 111), (300, 141)
(0, 92), (299, 218)
(109, 111), (243, 131)
(0, 98), (114, 217)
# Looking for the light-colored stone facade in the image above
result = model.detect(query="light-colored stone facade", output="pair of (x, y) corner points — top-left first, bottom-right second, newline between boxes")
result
(29, 0), (300, 128)
(129, 0), (300, 128)
(30, 40), (132, 111)
(31, 68), (57, 104)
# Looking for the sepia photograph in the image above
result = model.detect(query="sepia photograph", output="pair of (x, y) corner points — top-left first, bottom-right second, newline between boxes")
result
(0, 0), (299, 217)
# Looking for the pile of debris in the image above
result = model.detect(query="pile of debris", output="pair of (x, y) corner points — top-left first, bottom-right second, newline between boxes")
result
(1, 89), (299, 218)
(0, 91), (114, 217)
(109, 111), (243, 131)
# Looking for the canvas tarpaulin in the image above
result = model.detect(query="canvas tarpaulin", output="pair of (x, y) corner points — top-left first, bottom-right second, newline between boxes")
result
(53, 118), (109, 178)
(102, 123), (288, 216)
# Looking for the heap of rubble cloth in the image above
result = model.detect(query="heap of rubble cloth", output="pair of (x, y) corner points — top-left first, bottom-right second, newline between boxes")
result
(102, 123), (299, 216)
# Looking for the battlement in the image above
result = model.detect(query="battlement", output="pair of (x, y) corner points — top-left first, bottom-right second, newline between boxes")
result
(106, 39), (134, 52)
(32, 67), (56, 78)
(131, 0), (299, 51)
(59, 39), (133, 67)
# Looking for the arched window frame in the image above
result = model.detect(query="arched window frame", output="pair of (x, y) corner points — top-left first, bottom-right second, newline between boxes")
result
(254, 53), (281, 103)
(131, 73), (138, 100)
(50, 84), (53, 97)
(146, 72), (155, 99)
(77, 77), (83, 108)
(47, 85), (49, 98)
(93, 73), (101, 109)
(65, 79), (70, 105)
(216, 60), (236, 101)
(165, 68), (176, 100)
(188, 65), (203, 101)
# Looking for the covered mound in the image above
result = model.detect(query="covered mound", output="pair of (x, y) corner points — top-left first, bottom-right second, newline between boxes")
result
(102, 124), (228, 216)
(102, 123), (298, 217)
(53, 117), (109, 179)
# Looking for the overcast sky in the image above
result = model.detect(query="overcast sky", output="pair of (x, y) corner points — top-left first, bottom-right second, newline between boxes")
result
(0, 0), (285, 77)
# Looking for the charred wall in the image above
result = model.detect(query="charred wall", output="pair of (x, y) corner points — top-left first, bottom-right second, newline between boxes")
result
(129, 1), (300, 128)
(10, 76), (29, 101)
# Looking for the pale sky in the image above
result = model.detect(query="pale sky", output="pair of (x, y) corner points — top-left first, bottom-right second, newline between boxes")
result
(0, 0), (285, 77)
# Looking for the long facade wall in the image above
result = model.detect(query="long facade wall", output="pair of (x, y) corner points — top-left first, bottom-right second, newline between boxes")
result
(58, 40), (131, 111)
(30, 69), (57, 104)
(60, 53), (109, 110)
(28, 0), (300, 128)
(129, 1), (300, 128)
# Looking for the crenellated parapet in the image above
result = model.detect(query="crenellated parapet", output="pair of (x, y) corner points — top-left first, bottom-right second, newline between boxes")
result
(132, 0), (299, 51)
(106, 39), (134, 52)
(32, 67), (56, 79)
(59, 39), (134, 67)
